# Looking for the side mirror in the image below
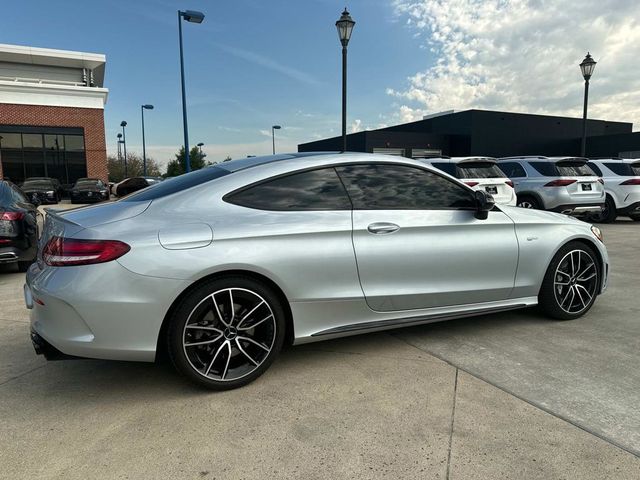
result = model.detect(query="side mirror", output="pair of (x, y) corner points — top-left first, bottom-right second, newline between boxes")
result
(30, 195), (41, 207)
(474, 190), (495, 220)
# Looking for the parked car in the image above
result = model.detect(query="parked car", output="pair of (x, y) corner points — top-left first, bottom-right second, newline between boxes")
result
(586, 158), (640, 223)
(113, 176), (163, 197)
(498, 156), (605, 215)
(0, 180), (39, 272)
(421, 156), (516, 206)
(69, 178), (110, 204)
(26, 153), (608, 390)
(20, 177), (61, 204)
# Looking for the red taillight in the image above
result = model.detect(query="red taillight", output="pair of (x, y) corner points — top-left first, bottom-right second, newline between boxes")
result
(544, 179), (577, 187)
(464, 181), (479, 187)
(597, 178), (604, 184)
(0, 211), (25, 221)
(43, 236), (130, 266)
(505, 180), (514, 188)
(620, 179), (640, 186)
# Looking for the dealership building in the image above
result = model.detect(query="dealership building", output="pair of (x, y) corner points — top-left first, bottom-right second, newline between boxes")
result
(0, 43), (108, 186)
(298, 109), (640, 159)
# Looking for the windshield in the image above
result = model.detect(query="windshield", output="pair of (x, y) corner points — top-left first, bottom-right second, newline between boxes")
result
(122, 167), (231, 201)
(22, 180), (54, 188)
(456, 162), (506, 179)
(75, 180), (98, 187)
(556, 161), (596, 176)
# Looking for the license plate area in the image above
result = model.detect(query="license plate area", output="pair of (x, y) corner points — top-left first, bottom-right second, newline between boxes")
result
(582, 184), (592, 191)
(485, 186), (498, 194)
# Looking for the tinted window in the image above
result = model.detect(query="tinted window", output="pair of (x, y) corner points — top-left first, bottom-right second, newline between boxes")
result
(529, 162), (557, 176)
(603, 162), (634, 176)
(226, 168), (351, 211)
(589, 163), (603, 176)
(123, 167), (231, 202)
(456, 162), (506, 179)
(499, 162), (526, 178)
(556, 162), (596, 176)
(22, 180), (55, 188)
(335, 164), (474, 210)
(431, 163), (456, 176)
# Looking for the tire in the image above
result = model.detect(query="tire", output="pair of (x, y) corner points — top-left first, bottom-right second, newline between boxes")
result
(17, 260), (33, 273)
(538, 242), (600, 320)
(167, 275), (286, 390)
(517, 195), (541, 209)
(590, 196), (616, 223)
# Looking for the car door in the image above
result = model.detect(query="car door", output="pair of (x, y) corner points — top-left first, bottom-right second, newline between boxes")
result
(335, 163), (519, 312)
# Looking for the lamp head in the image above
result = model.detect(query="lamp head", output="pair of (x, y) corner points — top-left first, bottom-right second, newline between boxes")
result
(272, 125), (282, 130)
(336, 8), (355, 47)
(142, 104), (154, 110)
(120, 121), (127, 127)
(180, 10), (205, 24)
(580, 52), (597, 81)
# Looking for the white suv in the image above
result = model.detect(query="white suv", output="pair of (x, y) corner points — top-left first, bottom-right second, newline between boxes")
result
(498, 156), (605, 215)
(588, 158), (640, 222)
(421, 157), (516, 205)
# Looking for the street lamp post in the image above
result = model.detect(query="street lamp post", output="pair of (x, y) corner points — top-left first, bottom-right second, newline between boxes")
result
(178, 9), (205, 173)
(141, 104), (154, 176)
(271, 125), (281, 154)
(120, 121), (128, 178)
(197, 142), (204, 156)
(579, 52), (597, 157)
(116, 133), (122, 161)
(336, 9), (355, 153)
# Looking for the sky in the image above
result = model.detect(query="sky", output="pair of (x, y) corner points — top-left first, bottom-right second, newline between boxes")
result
(2, 0), (640, 169)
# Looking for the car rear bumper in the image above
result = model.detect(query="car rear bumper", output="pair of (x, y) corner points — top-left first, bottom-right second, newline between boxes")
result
(550, 203), (604, 215)
(0, 245), (34, 263)
(25, 260), (190, 362)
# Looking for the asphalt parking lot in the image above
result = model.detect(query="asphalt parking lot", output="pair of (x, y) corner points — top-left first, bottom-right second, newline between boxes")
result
(1, 216), (639, 479)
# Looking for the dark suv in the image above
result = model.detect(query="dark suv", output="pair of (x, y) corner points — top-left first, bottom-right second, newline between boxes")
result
(0, 181), (39, 272)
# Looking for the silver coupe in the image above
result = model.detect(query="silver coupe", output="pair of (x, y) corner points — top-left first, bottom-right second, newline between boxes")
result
(26, 153), (609, 389)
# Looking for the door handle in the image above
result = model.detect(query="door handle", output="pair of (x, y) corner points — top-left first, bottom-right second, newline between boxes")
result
(367, 222), (400, 235)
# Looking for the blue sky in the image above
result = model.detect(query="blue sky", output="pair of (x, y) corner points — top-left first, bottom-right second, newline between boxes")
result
(4, 1), (640, 168)
(1, 0), (427, 166)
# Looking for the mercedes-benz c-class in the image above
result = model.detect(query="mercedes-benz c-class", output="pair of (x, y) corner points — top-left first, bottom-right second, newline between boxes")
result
(25, 153), (609, 389)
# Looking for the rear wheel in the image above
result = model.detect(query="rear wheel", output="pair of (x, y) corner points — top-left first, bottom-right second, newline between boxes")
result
(517, 195), (540, 209)
(590, 196), (616, 223)
(167, 276), (286, 390)
(539, 242), (600, 320)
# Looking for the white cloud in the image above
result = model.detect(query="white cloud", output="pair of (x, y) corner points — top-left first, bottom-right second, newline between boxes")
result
(350, 119), (363, 133)
(390, 0), (640, 126)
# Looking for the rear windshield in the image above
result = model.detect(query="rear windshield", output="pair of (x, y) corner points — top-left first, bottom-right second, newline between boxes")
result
(22, 180), (54, 188)
(456, 162), (506, 179)
(529, 161), (596, 177)
(604, 162), (640, 176)
(121, 167), (231, 201)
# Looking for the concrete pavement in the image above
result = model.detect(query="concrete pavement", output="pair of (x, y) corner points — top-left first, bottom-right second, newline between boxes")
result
(1, 222), (639, 479)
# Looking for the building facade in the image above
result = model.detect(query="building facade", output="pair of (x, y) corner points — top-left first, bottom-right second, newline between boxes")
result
(298, 109), (640, 159)
(0, 44), (108, 187)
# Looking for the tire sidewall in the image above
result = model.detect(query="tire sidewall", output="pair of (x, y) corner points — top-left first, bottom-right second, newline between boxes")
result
(538, 241), (601, 320)
(167, 275), (286, 390)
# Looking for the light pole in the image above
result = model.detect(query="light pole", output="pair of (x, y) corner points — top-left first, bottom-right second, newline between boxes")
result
(141, 104), (154, 176)
(579, 52), (597, 157)
(116, 133), (122, 161)
(336, 9), (355, 153)
(120, 121), (128, 178)
(178, 9), (205, 173)
(197, 142), (204, 157)
(271, 125), (281, 154)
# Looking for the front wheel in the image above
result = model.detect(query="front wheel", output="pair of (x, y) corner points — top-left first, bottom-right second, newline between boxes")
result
(167, 276), (286, 390)
(538, 242), (600, 320)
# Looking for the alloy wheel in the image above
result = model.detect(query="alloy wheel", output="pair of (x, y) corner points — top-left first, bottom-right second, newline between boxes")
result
(553, 249), (598, 314)
(182, 287), (276, 382)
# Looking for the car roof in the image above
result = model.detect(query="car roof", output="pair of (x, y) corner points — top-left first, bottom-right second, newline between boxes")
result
(498, 156), (589, 163)
(216, 152), (339, 173)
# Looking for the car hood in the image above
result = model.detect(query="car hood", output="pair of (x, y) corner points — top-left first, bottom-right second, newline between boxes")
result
(499, 205), (588, 226)
(23, 186), (54, 193)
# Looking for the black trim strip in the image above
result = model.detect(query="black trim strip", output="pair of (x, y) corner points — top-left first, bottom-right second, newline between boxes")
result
(311, 304), (527, 337)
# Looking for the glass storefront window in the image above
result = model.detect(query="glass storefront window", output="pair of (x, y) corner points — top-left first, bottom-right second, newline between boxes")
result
(0, 130), (87, 185)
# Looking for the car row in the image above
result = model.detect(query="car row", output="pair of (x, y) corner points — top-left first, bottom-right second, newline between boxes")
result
(26, 152), (608, 390)
(112, 176), (163, 197)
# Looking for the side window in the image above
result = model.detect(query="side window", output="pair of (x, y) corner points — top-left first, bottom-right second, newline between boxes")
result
(226, 167), (351, 211)
(431, 162), (457, 176)
(335, 164), (475, 210)
(499, 162), (526, 178)
(589, 163), (603, 176)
